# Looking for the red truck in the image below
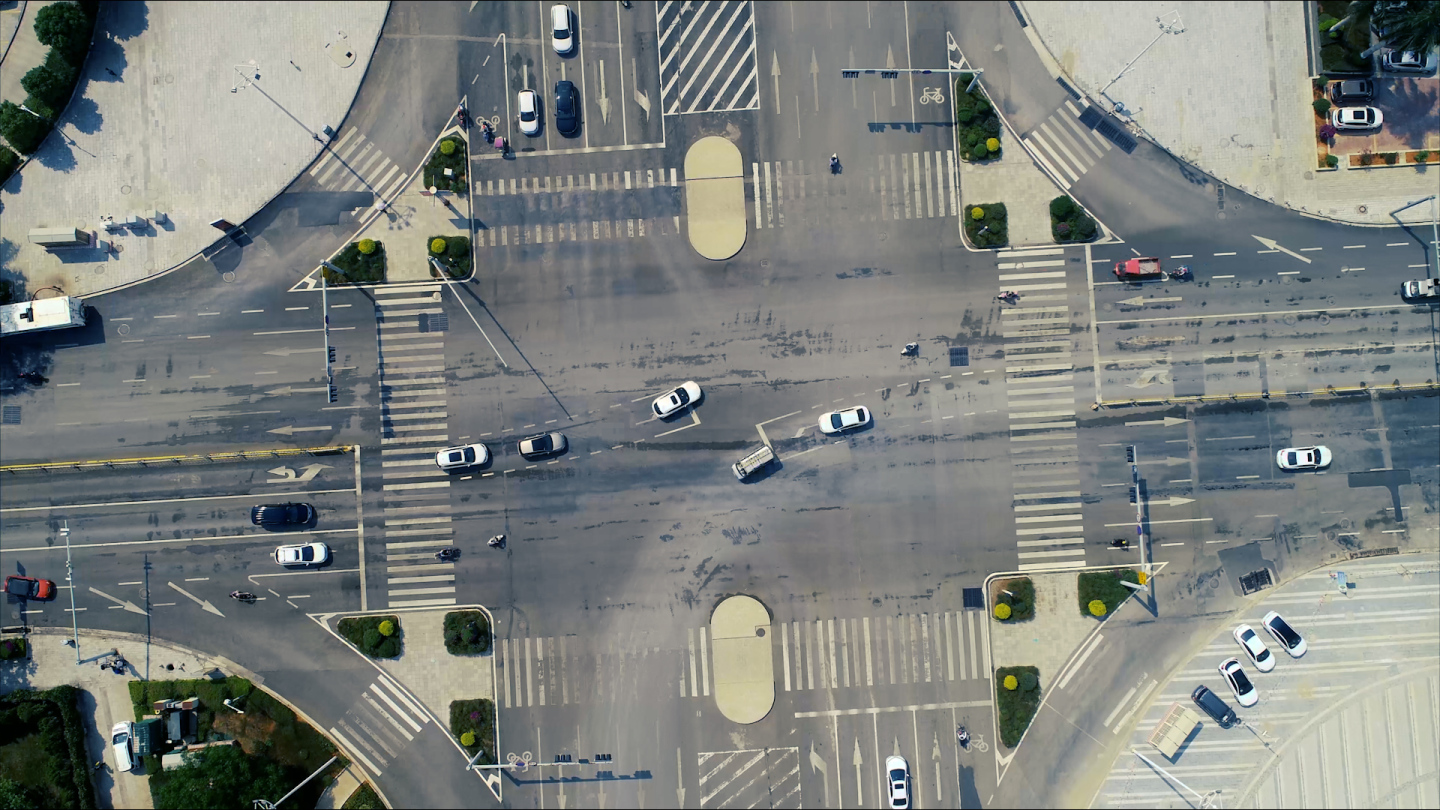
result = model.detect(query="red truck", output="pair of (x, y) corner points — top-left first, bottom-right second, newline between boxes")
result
(1114, 257), (1163, 281)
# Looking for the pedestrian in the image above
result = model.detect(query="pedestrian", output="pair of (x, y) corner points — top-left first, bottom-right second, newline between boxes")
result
(290, 60), (300, 70)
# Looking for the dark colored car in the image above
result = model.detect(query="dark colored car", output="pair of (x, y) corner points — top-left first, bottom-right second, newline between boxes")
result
(555, 80), (579, 137)
(4, 575), (56, 600)
(1191, 684), (1238, 728)
(1329, 79), (1373, 105)
(250, 503), (316, 527)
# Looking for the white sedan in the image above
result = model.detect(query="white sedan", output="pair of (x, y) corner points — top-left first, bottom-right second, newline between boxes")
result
(111, 721), (135, 772)
(1330, 106), (1382, 131)
(653, 381), (702, 417)
(517, 89), (541, 136)
(885, 755), (910, 809)
(1232, 624), (1275, 672)
(274, 542), (331, 567)
(1276, 445), (1331, 471)
(436, 443), (490, 470)
(819, 405), (871, 434)
(1218, 657), (1258, 707)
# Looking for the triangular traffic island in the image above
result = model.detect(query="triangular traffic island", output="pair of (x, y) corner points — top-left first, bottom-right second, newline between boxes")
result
(710, 595), (774, 725)
(683, 136), (747, 261)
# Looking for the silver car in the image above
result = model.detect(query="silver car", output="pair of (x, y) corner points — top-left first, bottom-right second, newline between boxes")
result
(519, 432), (568, 459)
(1381, 49), (1437, 73)
(274, 542), (331, 567)
(436, 443), (490, 470)
(111, 721), (135, 772)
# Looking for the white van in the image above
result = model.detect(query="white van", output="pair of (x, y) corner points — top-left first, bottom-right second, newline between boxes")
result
(732, 445), (775, 480)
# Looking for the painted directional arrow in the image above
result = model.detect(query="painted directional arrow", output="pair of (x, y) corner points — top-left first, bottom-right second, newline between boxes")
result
(809, 740), (829, 806)
(267, 425), (333, 436)
(853, 736), (864, 805)
(1138, 456), (1190, 467)
(167, 582), (224, 617)
(771, 51), (782, 114)
(596, 60), (611, 124)
(263, 347), (327, 357)
(1118, 295), (1183, 306)
(675, 748), (685, 807)
(1252, 235), (1313, 263)
(632, 58), (650, 120)
(810, 48), (820, 111)
(1150, 496), (1196, 507)
(265, 386), (331, 397)
(88, 587), (148, 616)
(267, 463), (331, 483)
(1126, 416), (1191, 427)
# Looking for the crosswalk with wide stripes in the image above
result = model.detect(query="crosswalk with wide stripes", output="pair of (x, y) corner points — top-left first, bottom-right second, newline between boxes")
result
(752, 151), (960, 228)
(472, 168), (682, 249)
(658, 0), (759, 115)
(328, 673), (431, 777)
(497, 609), (987, 709)
(372, 285), (459, 608)
(995, 246), (1089, 570)
(1022, 100), (1114, 190)
(308, 126), (410, 200)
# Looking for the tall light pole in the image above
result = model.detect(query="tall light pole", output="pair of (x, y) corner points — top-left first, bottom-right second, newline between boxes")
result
(1099, 11), (1185, 100)
(62, 520), (79, 663)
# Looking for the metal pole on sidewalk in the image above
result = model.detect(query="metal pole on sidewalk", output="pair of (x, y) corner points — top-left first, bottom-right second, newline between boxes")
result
(63, 521), (79, 663)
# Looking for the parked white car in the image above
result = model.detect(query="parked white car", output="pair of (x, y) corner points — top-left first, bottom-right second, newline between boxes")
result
(1330, 106), (1382, 131)
(1218, 657), (1258, 707)
(1232, 624), (1275, 672)
(1276, 446), (1331, 471)
(551, 4), (574, 54)
(517, 89), (541, 136)
(1262, 610), (1308, 658)
(111, 721), (135, 772)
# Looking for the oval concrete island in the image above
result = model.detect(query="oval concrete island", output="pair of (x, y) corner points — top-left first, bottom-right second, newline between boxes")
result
(683, 136), (747, 261)
(710, 594), (775, 724)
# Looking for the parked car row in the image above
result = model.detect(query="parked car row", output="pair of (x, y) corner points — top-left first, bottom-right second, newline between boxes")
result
(1192, 611), (1308, 727)
(517, 80), (581, 138)
(1327, 51), (1437, 132)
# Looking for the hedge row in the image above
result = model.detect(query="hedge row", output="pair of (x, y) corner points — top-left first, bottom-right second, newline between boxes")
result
(0, 685), (97, 809)
(0, 2), (97, 156)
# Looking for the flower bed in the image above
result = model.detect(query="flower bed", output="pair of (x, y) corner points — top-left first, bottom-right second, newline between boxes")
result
(992, 577), (1035, 622)
(449, 699), (496, 765)
(995, 666), (1041, 748)
(1349, 149), (1435, 168)
(427, 235), (472, 279)
(324, 239), (386, 285)
(1077, 568), (1143, 618)
(423, 136), (468, 193)
(443, 610), (491, 655)
(1049, 196), (1097, 243)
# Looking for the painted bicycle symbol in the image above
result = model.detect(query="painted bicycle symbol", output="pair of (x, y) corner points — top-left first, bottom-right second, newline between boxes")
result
(919, 87), (945, 105)
(506, 751), (534, 771)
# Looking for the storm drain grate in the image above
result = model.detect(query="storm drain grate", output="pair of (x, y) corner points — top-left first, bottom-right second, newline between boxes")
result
(1094, 119), (1137, 153)
(1077, 106), (1102, 129)
(2, 406), (20, 425)
(420, 313), (449, 333)
(949, 347), (969, 367)
(962, 587), (984, 609)
(1238, 569), (1273, 595)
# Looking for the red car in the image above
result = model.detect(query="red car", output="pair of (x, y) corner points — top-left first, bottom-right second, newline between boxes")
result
(4, 575), (56, 600)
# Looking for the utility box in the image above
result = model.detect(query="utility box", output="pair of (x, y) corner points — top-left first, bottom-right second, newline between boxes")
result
(27, 227), (91, 248)
(0, 296), (86, 337)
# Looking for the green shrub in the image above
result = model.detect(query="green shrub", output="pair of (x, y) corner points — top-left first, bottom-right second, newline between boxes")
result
(426, 235), (471, 279)
(0, 100), (54, 155)
(964, 202), (1008, 248)
(21, 53), (77, 110)
(994, 603), (1011, 620)
(338, 615), (404, 658)
(965, 129), (980, 147)
(430, 238), (447, 254)
(985, 137), (1000, 152)
(449, 699), (496, 765)
(444, 610), (491, 655)
(1077, 568), (1141, 617)
(0, 144), (18, 186)
(1383, 152), (1398, 165)
(1049, 196), (1076, 219)
(357, 238), (376, 254)
(1325, 154), (1339, 168)
(33, 2), (92, 65)
(423, 136), (468, 193)
(1416, 150), (1430, 163)
(972, 141), (988, 159)
(994, 577), (1036, 621)
(971, 206), (985, 220)
(440, 139), (457, 155)
(983, 116), (1001, 136)
(1312, 98), (1331, 116)
(995, 665), (1042, 747)
(1359, 152), (1373, 166)
(151, 744), (289, 810)
(326, 241), (386, 285)
(341, 783), (385, 810)
(460, 731), (475, 746)
(0, 637), (25, 660)
(0, 686), (96, 810)
(378, 620), (395, 637)
(1317, 13), (1337, 30)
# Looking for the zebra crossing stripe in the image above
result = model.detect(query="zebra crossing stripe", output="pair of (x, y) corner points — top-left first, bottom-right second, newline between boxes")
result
(330, 726), (382, 776)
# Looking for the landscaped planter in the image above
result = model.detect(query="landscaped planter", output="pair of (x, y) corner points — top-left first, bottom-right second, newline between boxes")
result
(1077, 568), (1144, 618)
(964, 203), (1007, 248)
(427, 235), (472, 280)
(954, 74), (1002, 163)
(324, 239), (386, 285)
(1049, 196), (1097, 243)
(424, 136), (468, 193)
(338, 615), (403, 658)
(995, 666), (1041, 748)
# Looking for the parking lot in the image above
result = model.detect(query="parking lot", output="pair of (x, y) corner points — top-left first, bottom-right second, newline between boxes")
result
(1091, 552), (1440, 808)
(1327, 75), (1440, 155)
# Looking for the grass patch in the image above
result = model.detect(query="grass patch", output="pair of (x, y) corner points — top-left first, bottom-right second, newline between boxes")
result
(423, 136), (468, 193)
(0, 636), (27, 660)
(995, 666), (1042, 748)
(1077, 568), (1143, 618)
(1049, 196), (1097, 243)
(443, 610), (491, 655)
(324, 240), (386, 285)
(448, 699), (496, 766)
(954, 74), (1002, 162)
(993, 577), (1035, 622)
(964, 202), (1007, 248)
(0, 685), (96, 810)
(426, 235), (472, 279)
(342, 782), (386, 810)
(338, 615), (403, 659)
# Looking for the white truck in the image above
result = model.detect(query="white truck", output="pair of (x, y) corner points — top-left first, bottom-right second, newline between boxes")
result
(0, 296), (86, 336)
(1401, 278), (1440, 302)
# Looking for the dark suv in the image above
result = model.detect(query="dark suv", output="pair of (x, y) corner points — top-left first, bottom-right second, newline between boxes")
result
(1191, 684), (1238, 728)
(250, 503), (316, 527)
(554, 80), (579, 137)
(1330, 79), (1373, 105)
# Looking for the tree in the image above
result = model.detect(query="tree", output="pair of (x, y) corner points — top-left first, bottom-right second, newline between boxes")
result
(152, 745), (291, 810)
(21, 52), (78, 110)
(0, 777), (42, 810)
(1372, 0), (1440, 53)
(32, 2), (91, 65)
(0, 100), (53, 154)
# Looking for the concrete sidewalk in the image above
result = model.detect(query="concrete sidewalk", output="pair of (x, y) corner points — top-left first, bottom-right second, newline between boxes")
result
(1019, 0), (1438, 226)
(0, 1), (388, 299)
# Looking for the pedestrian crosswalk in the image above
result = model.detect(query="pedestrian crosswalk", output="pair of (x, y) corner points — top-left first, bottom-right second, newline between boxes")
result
(328, 673), (431, 777)
(472, 168), (683, 248)
(497, 609), (987, 709)
(698, 748), (801, 809)
(658, 0), (759, 115)
(1021, 101), (1113, 190)
(752, 151), (959, 229)
(308, 127), (411, 200)
(995, 247), (1088, 570)
(372, 285), (458, 608)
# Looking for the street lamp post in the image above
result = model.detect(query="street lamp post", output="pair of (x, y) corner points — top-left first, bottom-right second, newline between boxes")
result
(1099, 11), (1185, 100)
(62, 521), (79, 663)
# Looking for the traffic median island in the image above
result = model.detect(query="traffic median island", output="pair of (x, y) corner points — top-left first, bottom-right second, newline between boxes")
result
(324, 239), (386, 285)
(449, 699), (496, 766)
(443, 610), (491, 656)
(338, 615), (403, 659)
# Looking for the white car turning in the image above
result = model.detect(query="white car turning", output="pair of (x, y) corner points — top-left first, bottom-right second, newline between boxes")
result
(1276, 445), (1331, 471)
(819, 405), (871, 434)
(653, 381), (702, 417)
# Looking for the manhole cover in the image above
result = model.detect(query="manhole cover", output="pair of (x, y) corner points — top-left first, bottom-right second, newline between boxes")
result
(419, 313), (448, 333)
(949, 347), (969, 367)
(222, 272), (236, 283)
(117, 324), (130, 335)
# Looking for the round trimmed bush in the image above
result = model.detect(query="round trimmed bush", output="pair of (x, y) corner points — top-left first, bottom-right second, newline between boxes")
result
(378, 619), (395, 637)
(971, 207), (985, 221)
(461, 731), (476, 746)
(1088, 599), (1107, 617)
(363, 628), (381, 649)
(1312, 98), (1331, 116)
(986, 137), (1000, 152)
(447, 238), (467, 257)
(973, 141), (988, 159)
(983, 116), (1001, 136)
(1020, 671), (1039, 691)
(965, 129), (980, 147)
(430, 238), (447, 254)
(1003, 675), (1018, 691)
(1383, 152), (1398, 165)
(1050, 196), (1076, 218)
(994, 603), (1012, 620)
(440, 139), (457, 155)
(357, 238), (377, 255)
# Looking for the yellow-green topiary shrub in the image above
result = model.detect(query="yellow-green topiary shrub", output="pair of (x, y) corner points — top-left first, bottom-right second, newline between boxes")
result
(1088, 600), (1107, 617)
(1003, 675), (1018, 690)
(971, 206), (985, 220)
(440, 140), (457, 155)
(357, 238), (377, 255)
(430, 238), (447, 254)
(986, 137), (1000, 152)
(460, 731), (476, 746)
(994, 603), (1012, 620)
(378, 620), (395, 636)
